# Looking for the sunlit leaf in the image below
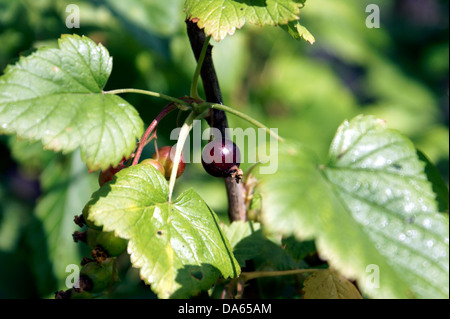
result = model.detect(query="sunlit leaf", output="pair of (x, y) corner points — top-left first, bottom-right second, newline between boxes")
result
(302, 269), (362, 299)
(259, 115), (449, 298)
(84, 164), (240, 299)
(0, 34), (143, 171)
(185, 0), (307, 41)
(280, 20), (315, 44)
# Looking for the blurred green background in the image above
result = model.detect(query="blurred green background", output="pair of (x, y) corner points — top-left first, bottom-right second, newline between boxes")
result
(0, 0), (448, 298)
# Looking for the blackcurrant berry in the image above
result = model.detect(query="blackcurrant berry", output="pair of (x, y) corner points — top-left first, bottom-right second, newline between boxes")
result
(140, 158), (165, 177)
(152, 146), (185, 180)
(201, 139), (241, 178)
(79, 258), (117, 293)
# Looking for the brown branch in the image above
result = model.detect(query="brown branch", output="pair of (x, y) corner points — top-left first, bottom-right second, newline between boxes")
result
(186, 20), (246, 222)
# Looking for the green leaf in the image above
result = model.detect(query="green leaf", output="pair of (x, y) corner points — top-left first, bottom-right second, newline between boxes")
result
(185, 0), (307, 41)
(25, 151), (98, 296)
(280, 20), (315, 44)
(281, 236), (316, 263)
(0, 34), (143, 171)
(259, 115), (449, 299)
(222, 221), (265, 266)
(416, 149), (449, 213)
(302, 269), (363, 299)
(256, 235), (299, 271)
(84, 164), (240, 299)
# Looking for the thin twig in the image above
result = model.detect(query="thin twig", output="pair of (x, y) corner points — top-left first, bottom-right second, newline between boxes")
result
(186, 20), (246, 222)
(240, 268), (322, 282)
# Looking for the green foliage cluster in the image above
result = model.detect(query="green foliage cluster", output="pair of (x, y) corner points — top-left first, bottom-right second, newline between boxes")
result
(0, 0), (448, 299)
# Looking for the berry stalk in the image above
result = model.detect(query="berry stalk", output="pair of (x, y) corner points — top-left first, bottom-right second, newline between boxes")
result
(168, 111), (196, 201)
(104, 88), (191, 107)
(132, 103), (177, 166)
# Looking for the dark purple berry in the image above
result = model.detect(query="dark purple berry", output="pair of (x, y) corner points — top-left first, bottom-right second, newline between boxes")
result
(201, 139), (241, 178)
